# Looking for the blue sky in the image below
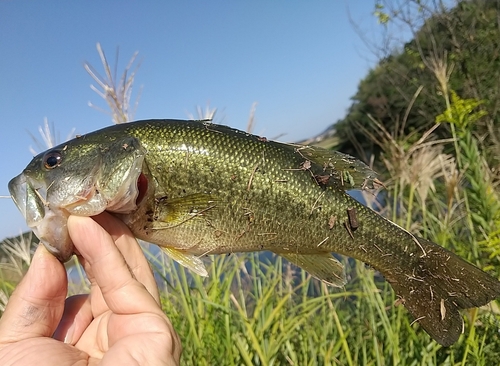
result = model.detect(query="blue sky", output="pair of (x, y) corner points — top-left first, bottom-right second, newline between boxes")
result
(0, 1), (393, 239)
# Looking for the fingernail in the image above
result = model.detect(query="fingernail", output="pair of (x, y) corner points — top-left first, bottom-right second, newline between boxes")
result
(64, 322), (75, 344)
(27, 245), (46, 274)
(33, 244), (45, 260)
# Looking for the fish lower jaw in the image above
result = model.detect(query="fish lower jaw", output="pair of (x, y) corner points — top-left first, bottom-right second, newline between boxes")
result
(32, 225), (75, 262)
(31, 209), (75, 262)
(40, 240), (73, 262)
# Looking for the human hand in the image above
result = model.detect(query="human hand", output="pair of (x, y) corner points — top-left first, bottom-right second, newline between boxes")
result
(0, 212), (181, 365)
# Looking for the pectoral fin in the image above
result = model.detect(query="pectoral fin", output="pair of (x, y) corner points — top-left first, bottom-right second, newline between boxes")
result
(153, 193), (217, 229)
(160, 246), (208, 277)
(279, 252), (346, 287)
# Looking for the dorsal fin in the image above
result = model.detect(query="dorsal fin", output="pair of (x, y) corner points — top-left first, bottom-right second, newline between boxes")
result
(289, 145), (380, 190)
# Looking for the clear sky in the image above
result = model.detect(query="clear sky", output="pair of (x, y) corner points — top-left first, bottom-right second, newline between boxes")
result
(0, 1), (391, 240)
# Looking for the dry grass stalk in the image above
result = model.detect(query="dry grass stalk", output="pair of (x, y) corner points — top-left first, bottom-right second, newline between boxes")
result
(440, 152), (462, 209)
(0, 233), (35, 285)
(0, 290), (9, 312)
(246, 102), (258, 134)
(28, 117), (75, 154)
(186, 103), (217, 121)
(85, 43), (142, 124)
(357, 109), (458, 231)
(407, 145), (455, 204)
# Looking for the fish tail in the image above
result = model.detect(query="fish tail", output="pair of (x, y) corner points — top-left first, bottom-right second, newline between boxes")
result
(386, 237), (500, 346)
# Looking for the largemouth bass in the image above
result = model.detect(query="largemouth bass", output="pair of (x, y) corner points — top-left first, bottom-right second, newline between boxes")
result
(8, 119), (500, 346)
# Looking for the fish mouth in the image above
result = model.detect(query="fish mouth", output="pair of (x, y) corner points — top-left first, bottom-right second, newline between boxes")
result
(9, 174), (45, 229)
(8, 173), (74, 261)
(9, 174), (29, 223)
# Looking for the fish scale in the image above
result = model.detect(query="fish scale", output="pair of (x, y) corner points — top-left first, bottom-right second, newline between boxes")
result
(8, 119), (500, 346)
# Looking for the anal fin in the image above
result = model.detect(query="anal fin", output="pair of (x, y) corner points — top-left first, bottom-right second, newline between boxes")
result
(160, 246), (208, 277)
(279, 252), (346, 287)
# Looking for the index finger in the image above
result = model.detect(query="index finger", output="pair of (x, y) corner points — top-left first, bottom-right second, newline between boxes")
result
(91, 212), (160, 303)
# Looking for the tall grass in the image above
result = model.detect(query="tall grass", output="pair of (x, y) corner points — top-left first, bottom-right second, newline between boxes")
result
(141, 248), (500, 365)
(1, 44), (500, 365)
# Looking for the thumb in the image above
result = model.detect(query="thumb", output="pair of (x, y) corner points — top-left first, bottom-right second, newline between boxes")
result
(0, 244), (68, 345)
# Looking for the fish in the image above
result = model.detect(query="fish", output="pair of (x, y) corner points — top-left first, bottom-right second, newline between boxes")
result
(8, 119), (500, 346)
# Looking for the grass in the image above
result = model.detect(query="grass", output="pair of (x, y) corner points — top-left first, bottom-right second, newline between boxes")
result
(143, 249), (500, 365)
(2, 235), (498, 364)
(2, 44), (500, 365)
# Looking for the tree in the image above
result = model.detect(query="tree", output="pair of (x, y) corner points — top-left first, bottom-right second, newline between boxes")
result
(334, 0), (500, 167)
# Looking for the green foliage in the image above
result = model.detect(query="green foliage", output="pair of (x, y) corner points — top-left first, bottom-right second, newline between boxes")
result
(334, 0), (500, 165)
(435, 91), (500, 266)
(435, 91), (487, 132)
(152, 251), (500, 365)
(374, 3), (391, 25)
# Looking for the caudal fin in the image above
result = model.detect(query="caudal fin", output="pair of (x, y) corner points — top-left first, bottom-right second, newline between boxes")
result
(387, 238), (500, 346)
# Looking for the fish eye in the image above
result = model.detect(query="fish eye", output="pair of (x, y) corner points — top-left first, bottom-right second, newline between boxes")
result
(43, 151), (62, 169)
